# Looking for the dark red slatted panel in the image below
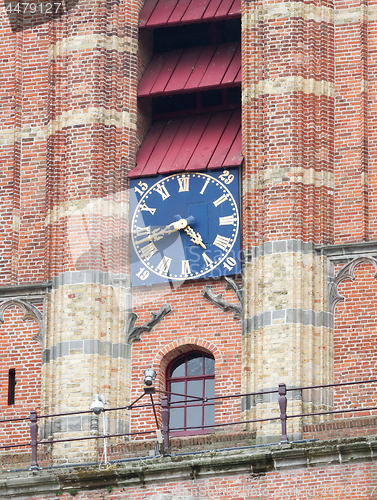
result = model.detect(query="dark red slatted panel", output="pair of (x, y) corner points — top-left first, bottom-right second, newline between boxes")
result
(221, 44), (240, 84)
(139, 0), (159, 27)
(184, 45), (216, 90)
(131, 121), (167, 178)
(151, 50), (183, 94)
(167, 0), (192, 24)
(215, 0), (234, 17)
(222, 127), (243, 168)
(227, 0), (240, 16)
(186, 111), (232, 171)
(181, 0), (211, 23)
(202, 0), (222, 19)
(208, 110), (240, 169)
(148, 0), (180, 26)
(138, 52), (169, 97)
(159, 117), (195, 174)
(173, 114), (212, 171)
(199, 43), (237, 89)
(165, 46), (203, 93)
(141, 118), (184, 177)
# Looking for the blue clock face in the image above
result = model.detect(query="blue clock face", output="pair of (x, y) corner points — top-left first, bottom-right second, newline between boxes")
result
(130, 169), (241, 285)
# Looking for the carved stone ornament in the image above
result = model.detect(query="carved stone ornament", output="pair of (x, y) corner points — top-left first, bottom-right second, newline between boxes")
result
(329, 256), (377, 313)
(0, 298), (44, 345)
(203, 277), (242, 319)
(126, 303), (172, 343)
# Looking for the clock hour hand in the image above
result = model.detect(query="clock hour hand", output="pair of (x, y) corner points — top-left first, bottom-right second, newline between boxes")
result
(184, 225), (207, 249)
(173, 214), (206, 249)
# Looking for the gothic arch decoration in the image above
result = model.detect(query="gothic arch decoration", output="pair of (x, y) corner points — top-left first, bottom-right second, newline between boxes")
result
(152, 337), (222, 391)
(203, 277), (243, 319)
(125, 303), (172, 343)
(0, 299), (44, 345)
(329, 257), (377, 313)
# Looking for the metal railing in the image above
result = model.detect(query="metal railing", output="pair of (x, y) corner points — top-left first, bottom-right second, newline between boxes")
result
(1, 377), (377, 470)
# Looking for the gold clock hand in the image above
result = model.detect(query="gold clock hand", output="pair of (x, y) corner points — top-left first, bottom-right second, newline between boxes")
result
(135, 217), (192, 245)
(184, 225), (207, 249)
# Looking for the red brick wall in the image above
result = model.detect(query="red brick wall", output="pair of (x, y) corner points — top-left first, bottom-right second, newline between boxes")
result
(131, 278), (242, 435)
(334, 0), (376, 243)
(0, 305), (42, 447)
(334, 261), (377, 416)
(0, 11), (48, 285)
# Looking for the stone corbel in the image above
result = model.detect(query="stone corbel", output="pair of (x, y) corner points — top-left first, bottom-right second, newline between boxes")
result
(328, 256), (377, 313)
(0, 298), (44, 345)
(126, 303), (172, 343)
(203, 277), (243, 319)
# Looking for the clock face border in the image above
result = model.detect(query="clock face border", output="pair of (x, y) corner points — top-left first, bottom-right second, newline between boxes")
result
(130, 169), (241, 286)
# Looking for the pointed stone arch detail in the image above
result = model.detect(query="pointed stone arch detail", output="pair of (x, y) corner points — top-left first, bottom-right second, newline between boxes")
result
(0, 299), (44, 345)
(329, 257), (377, 313)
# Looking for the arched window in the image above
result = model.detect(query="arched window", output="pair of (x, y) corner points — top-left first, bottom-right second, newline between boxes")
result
(166, 351), (215, 436)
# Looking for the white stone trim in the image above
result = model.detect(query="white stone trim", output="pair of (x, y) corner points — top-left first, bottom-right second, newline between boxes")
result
(243, 77), (334, 102)
(48, 34), (137, 61)
(47, 106), (134, 135)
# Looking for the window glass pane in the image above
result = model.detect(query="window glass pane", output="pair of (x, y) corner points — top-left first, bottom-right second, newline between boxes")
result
(170, 357), (185, 378)
(205, 356), (215, 374)
(186, 405), (202, 429)
(187, 379), (203, 404)
(170, 381), (185, 403)
(169, 407), (185, 430)
(204, 404), (215, 427)
(205, 378), (215, 398)
(187, 353), (203, 376)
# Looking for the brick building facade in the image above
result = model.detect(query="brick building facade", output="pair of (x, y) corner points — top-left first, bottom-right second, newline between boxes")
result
(1, 0), (377, 498)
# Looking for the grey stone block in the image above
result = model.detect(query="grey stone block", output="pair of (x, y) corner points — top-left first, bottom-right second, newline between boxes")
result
(273, 240), (286, 253)
(70, 340), (83, 351)
(61, 341), (69, 356)
(263, 311), (272, 326)
(67, 416), (82, 431)
(83, 339), (92, 354)
(273, 309), (285, 320)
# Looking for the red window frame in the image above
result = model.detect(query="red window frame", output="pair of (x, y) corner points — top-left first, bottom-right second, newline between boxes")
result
(166, 352), (215, 436)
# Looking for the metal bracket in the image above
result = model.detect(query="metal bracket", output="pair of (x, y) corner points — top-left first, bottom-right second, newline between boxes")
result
(126, 303), (172, 343)
(203, 277), (242, 319)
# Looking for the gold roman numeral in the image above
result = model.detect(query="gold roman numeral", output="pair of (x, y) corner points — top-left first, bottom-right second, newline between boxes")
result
(219, 215), (236, 225)
(213, 235), (231, 251)
(178, 176), (190, 192)
(133, 225), (151, 237)
(155, 183), (170, 200)
(202, 253), (214, 267)
(140, 242), (158, 260)
(200, 178), (210, 195)
(140, 203), (156, 215)
(181, 260), (191, 276)
(156, 256), (172, 274)
(213, 194), (229, 207)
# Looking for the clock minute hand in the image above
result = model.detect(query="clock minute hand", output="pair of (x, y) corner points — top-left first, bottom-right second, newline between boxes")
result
(135, 217), (194, 245)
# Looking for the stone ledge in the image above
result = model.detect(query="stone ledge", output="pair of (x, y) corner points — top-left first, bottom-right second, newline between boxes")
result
(2, 436), (377, 497)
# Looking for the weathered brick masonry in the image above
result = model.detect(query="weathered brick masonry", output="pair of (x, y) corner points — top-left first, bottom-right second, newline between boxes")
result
(1, 0), (377, 498)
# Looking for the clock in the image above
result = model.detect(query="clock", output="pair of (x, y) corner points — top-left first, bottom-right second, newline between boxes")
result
(130, 169), (241, 285)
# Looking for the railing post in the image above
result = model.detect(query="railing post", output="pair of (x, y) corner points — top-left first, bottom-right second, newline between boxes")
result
(278, 383), (289, 444)
(29, 410), (39, 470)
(161, 395), (170, 453)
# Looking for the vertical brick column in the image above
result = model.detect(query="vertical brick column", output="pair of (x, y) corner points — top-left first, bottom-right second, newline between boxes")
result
(40, 1), (138, 463)
(241, 0), (335, 442)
